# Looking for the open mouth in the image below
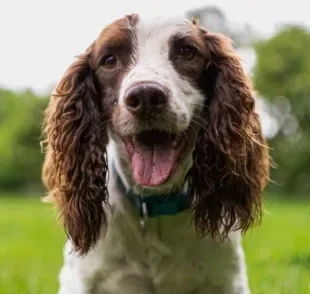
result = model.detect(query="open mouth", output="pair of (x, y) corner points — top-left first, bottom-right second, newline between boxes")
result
(124, 130), (187, 187)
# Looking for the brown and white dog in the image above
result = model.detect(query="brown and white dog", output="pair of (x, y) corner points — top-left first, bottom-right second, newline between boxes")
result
(42, 13), (270, 294)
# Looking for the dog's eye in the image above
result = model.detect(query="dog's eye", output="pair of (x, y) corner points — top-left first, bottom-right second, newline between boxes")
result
(102, 54), (118, 69)
(177, 45), (197, 60)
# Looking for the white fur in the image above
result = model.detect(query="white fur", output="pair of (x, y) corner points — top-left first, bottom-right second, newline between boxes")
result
(57, 16), (251, 294)
(58, 143), (251, 294)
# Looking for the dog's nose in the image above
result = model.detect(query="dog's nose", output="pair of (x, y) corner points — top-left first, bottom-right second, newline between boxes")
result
(124, 82), (169, 115)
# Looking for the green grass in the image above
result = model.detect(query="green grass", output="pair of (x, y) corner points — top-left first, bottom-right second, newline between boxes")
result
(244, 199), (310, 293)
(0, 196), (64, 294)
(0, 195), (309, 294)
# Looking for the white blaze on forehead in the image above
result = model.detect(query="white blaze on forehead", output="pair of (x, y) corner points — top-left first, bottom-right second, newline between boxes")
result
(135, 14), (190, 42)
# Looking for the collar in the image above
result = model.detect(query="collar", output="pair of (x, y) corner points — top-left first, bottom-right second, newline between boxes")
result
(114, 164), (190, 218)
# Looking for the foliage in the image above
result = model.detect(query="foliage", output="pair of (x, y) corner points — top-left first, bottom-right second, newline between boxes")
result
(0, 196), (309, 294)
(0, 89), (48, 191)
(254, 25), (310, 195)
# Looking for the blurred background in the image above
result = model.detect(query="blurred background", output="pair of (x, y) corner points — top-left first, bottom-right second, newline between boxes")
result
(0, 0), (309, 293)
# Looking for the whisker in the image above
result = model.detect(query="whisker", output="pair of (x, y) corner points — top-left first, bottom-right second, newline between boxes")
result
(191, 117), (207, 132)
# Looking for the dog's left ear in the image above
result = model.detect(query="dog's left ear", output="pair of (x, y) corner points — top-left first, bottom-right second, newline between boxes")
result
(41, 43), (109, 255)
(188, 30), (270, 239)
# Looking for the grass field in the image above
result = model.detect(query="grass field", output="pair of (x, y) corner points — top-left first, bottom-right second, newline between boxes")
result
(0, 195), (309, 294)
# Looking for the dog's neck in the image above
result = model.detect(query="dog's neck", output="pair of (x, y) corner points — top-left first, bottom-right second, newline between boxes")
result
(113, 163), (190, 218)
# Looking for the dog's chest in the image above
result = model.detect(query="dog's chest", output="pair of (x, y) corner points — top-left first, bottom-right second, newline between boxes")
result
(92, 205), (240, 294)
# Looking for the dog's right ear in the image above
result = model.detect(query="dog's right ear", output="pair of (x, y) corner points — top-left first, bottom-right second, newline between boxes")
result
(41, 43), (109, 255)
(188, 30), (270, 240)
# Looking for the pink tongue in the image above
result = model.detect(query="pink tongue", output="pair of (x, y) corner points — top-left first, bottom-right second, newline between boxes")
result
(131, 144), (177, 186)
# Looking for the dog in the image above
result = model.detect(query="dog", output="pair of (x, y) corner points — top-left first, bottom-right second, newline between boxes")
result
(41, 13), (270, 294)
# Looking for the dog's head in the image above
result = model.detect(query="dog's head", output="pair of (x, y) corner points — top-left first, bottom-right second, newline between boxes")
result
(42, 14), (270, 254)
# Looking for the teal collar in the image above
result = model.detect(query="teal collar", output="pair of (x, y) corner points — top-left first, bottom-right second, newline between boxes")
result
(114, 165), (190, 218)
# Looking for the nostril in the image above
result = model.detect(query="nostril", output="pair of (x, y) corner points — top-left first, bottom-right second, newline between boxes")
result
(150, 93), (167, 108)
(126, 95), (140, 109)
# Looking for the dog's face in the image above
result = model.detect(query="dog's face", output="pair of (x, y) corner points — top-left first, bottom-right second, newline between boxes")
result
(91, 15), (208, 191)
(42, 14), (270, 254)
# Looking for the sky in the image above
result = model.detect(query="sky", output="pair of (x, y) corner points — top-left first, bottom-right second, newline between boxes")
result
(0, 0), (309, 94)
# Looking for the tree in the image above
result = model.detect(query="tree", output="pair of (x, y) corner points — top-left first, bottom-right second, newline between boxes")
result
(254, 25), (310, 195)
(0, 89), (48, 191)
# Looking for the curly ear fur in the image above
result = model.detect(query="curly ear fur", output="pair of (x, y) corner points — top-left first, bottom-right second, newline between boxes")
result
(188, 31), (270, 239)
(42, 46), (109, 254)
